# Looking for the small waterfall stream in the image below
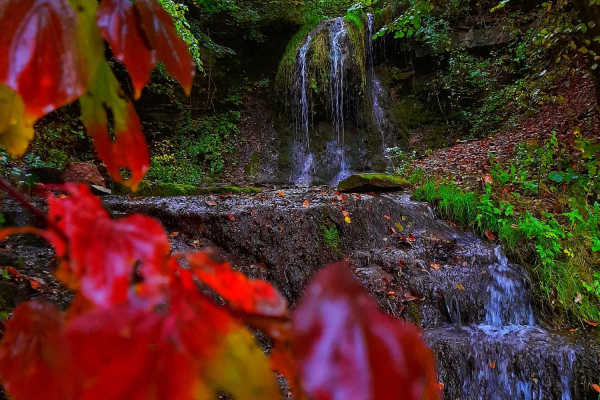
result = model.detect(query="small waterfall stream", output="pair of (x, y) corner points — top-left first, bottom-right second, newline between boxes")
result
(367, 14), (391, 169)
(329, 18), (351, 185)
(426, 244), (578, 399)
(290, 36), (314, 185)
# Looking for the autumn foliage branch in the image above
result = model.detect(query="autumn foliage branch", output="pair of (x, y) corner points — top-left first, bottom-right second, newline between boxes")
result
(0, 0), (438, 399)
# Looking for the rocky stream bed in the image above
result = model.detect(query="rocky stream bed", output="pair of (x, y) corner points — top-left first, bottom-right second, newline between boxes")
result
(2, 187), (599, 399)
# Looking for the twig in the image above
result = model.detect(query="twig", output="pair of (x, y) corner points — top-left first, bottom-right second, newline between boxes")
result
(0, 177), (68, 243)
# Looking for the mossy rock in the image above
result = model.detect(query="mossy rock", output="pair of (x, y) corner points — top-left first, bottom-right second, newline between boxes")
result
(337, 173), (410, 193)
(119, 182), (262, 197)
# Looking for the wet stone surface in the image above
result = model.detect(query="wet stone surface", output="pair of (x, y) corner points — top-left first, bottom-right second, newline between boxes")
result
(2, 187), (599, 399)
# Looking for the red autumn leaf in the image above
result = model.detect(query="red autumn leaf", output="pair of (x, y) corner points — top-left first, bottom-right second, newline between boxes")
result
(489, 361), (496, 369)
(407, 234), (416, 242)
(387, 291), (397, 296)
(271, 342), (305, 400)
(484, 230), (496, 241)
(186, 251), (288, 317)
(483, 174), (493, 185)
(431, 263), (441, 270)
(64, 302), (202, 400)
(592, 384), (600, 393)
(303, 199), (310, 208)
(66, 275), (279, 399)
(227, 213), (235, 221)
(0, 184), (171, 308)
(0, 302), (66, 400)
(169, 231), (180, 238)
(398, 259), (407, 267)
(0, 0), (86, 120)
(51, 185), (170, 307)
(206, 200), (218, 206)
(584, 319), (598, 327)
(80, 61), (149, 190)
(384, 215), (391, 220)
(292, 263), (439, 400)
(276, 191), (286, 197)
(136, 0), (195, 95)
(97, 0), (156, 99)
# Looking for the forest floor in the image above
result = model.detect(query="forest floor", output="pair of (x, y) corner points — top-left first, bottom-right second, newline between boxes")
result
(415, 75), (600, 191)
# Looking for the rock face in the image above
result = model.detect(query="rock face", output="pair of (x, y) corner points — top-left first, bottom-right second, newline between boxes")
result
(62, 162), (105, 187)
(104, 189), (600, 399)
(337, 173), (410, 193)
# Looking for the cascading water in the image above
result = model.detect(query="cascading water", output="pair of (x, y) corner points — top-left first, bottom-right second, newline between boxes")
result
(427, 244), (578, 399)
(329, 18), (352, 185)
(290, 36), (314, 185)
(368, 13), (392, 170)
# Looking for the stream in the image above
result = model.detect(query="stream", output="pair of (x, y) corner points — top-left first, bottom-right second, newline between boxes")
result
(103, 188), (600, 400)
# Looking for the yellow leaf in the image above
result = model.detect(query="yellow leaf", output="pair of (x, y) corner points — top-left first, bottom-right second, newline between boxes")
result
(0, 84), (35, 157)
(456, 283), (465, 290)
(395, 222), (404, 232)
(203, 326), (280, 400)
(345, 216), (351, 224)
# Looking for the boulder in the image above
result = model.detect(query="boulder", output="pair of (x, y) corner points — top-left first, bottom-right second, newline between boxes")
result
(62, 162), (105, 187)
(337, 173), (410, 193)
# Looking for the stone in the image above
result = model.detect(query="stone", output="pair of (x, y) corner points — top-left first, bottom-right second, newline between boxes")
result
(337, 173), (410, 193)
(90, 184), (112, 196)
(62, 162), (105, 187)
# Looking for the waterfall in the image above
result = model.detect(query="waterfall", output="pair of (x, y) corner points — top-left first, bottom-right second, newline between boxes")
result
(329, 18), (351, 185)
(368, 13), (391, 170)
(290, 36), (314, 186)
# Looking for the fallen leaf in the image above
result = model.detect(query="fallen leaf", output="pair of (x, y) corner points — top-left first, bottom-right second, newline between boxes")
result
(169, 232), (179, 238)
(395, 222), (404, 232)
(592, 384), (600, 393)
(483, 174), (493, 184)
(484, 231), (496, 241)
(354, 194), (361, 200)
(403, 292), (419, 302)
(342, 211), (350, 218)
(407, 234), (416, 242)
(345, 216), (351, 224)
(276, 192), (286, 197)
(29, 278), (45, 290)
(456, 283), (465, 291)
(489, 362), (495, 369)
(384, 215), (391, 220)
(398, 259), (406, 267)
(387, 291), (396, 296)
(584, 320), (598, 327)
(206, 200), (217, 207)
(574, 292), (583, 304)
(438, 382), (444, 390)
(227, 214), (235, 222)
(302, 199), (310, 208)
(431, 263), (441, 270)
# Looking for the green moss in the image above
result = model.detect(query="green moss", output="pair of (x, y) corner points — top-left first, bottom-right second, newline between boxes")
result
(322, 224), (341, 249)
(119, 182), (262, 197)
(276, 20), (320, 101)
(345, 10), (367, 90)
(337, 173), (410, 193)
(408, 302), (422, 325)
(310, 33), (330, 97)
(245, 152), (260, 177)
